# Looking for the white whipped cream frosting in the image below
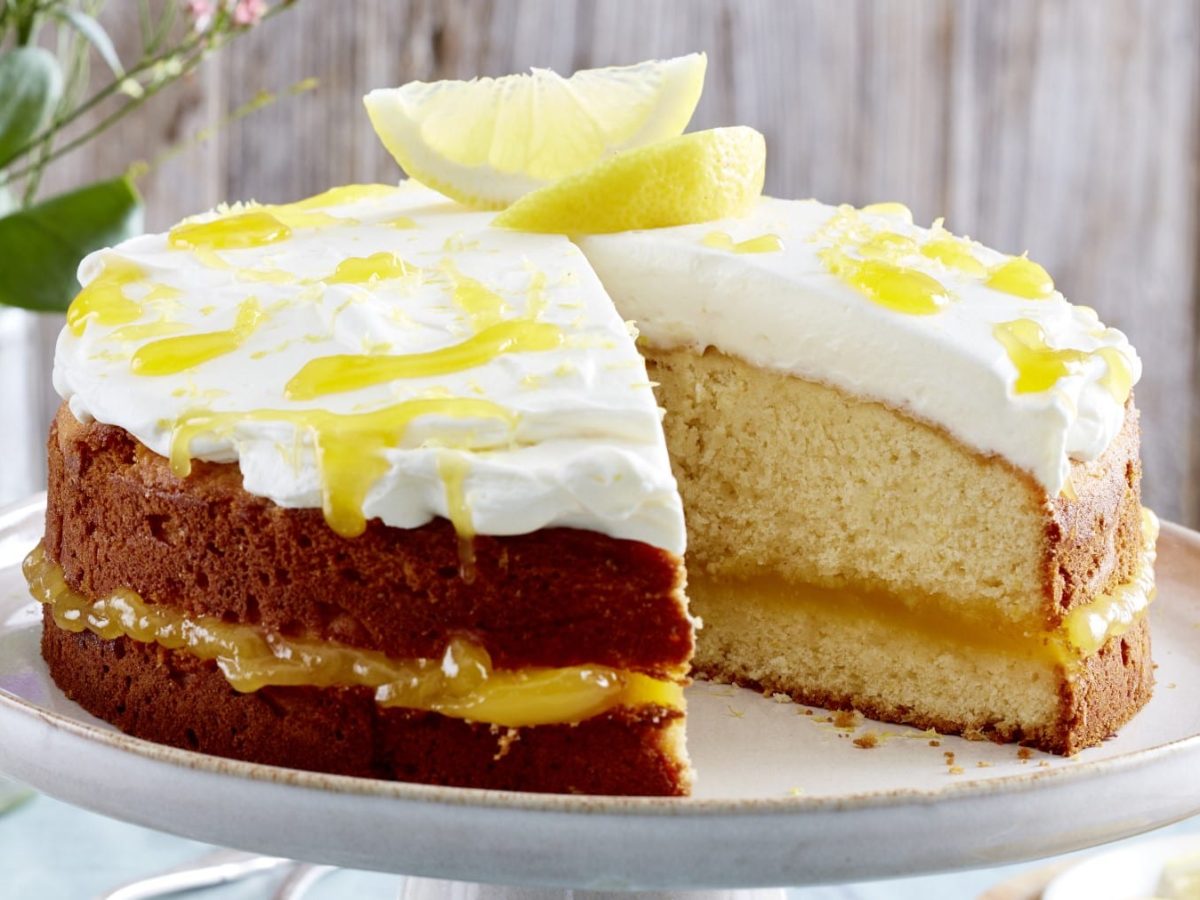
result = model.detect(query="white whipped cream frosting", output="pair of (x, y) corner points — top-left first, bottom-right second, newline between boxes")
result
(54, 182), (686, 554)
(579, 198), (1141, 495)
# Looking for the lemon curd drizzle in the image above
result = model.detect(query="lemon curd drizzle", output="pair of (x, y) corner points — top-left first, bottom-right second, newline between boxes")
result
(993, 319), (1133, 402)
(701, 231), (783, 254)
(814, 206), (951, 316)
(131, 298), (264, 376)
(821, 246), (950, 315)
(920, 236), (987, 276)
(285, 320), (565, 400)
(23, 543), (682, 727)
(437, 451), (478, 581)
(166, 185), (401, 256)
(169, 210), (293, 251)
(325, 251), (421, 285)
(691, 509), (1157, 668)
(1062, 509), (1159, 655)
(441, 261), (508, 329)
(169, 398), (517, 538)
(986, 256), (1055, 299)
(66, 256), (147, 335)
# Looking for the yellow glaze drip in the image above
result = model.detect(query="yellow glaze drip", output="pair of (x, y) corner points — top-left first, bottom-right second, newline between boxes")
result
(265, 208), (344, 230)
(66, 256), (145, 335)
(169, 210), (292, 251)
(824, 248), (949, 315)
(285, 320), (564, 400)
(701, 231), (784, 254)
(1096, 346), (1134, 404)
(986, 256), (1055, 299)
(131, 299), (264, 376)
(280, 184), (397, 211)
(525, 270), (548, 319)
(24, 543), (682, 727)
(920, 237), (986, 276)
(993, 319), (1088, 394)
(107, 320), (190, 342)
(442, 261), (507, 330)
(860, 201), (913, 223)
(325, 251), (421, 285)
(169, 398), (517, 537)
(856, 231), (918, 260)
(437, 451), (477, 582)
(1063, 509), (1159, 655)
(142, 283), (183, 304)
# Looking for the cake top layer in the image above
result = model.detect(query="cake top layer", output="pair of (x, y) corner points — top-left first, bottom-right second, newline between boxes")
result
(54, 182), (685, 554)
(579, 199), (1142, 495)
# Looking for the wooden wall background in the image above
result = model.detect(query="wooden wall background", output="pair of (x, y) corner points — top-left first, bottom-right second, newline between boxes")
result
(21, 0), (1200, 525)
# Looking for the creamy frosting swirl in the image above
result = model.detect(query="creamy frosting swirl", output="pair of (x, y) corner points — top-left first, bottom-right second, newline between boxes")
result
(54, 182), (686, 554)
(579, 198), (1141, 495)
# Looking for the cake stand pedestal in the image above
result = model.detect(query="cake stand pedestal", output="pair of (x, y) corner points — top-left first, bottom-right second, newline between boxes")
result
(400, 879), (785, 900)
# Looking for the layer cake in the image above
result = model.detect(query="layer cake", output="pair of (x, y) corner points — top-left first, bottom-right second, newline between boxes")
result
(580, 199), (1154, 754)
(34, 183), (693, 795)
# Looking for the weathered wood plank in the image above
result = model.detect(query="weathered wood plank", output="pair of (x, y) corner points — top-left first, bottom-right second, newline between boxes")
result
(948, 0), (1200, 523)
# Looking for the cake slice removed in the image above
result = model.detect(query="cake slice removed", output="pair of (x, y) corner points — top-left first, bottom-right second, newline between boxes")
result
(580, 199), (1155, 754)
(37, 182), (693, 795)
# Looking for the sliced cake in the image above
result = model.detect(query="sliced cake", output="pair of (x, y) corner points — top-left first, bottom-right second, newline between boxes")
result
(579, 199), (1154, 754)
(33, 182), (694, 795)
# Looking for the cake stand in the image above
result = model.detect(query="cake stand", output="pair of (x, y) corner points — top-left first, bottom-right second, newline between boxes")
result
(3, 493), (1200, 897)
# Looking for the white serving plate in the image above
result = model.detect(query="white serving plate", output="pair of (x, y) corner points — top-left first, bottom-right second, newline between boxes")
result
(1042, 833), (1200, 900)
(2, 493), (1200, 889)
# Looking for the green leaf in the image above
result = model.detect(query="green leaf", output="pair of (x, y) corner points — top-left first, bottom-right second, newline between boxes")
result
(0, 176), (144, 312)
(0, 47), (64, 169)
(53, 8), (124, 78)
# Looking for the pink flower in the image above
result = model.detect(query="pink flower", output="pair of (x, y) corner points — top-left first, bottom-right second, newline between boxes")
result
(184, 0), (215, 31)
(231, 0), (268, 26)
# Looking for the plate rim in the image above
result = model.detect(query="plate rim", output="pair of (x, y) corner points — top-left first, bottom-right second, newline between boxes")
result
(3, 491), (1200, 819)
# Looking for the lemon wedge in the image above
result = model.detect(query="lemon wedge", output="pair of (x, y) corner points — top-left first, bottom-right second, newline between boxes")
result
(364, 54), (707, 209)
(492, 127), (766, 234)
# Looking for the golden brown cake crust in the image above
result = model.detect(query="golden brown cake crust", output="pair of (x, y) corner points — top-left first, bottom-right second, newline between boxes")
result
(41, 615), (689, 795)
(645, 345), (1145, 631)
(1046, 402), (1144, 625)
(45, 405), (692, 675)
(693, 617), (1152, 755)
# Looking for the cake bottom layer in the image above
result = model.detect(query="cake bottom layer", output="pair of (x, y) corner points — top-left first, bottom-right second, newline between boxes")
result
(690, 579), (1153, 755)
(42, 612), (691, 796)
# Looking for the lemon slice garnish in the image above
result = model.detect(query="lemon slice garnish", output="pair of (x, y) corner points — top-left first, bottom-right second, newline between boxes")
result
(364, 54), (707, 209)
(492, 127), (765, 234)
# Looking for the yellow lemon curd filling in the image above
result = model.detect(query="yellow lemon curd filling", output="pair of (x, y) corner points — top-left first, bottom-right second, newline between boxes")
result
(690, 509), (1159, 672)
(24, 543), (682, 728)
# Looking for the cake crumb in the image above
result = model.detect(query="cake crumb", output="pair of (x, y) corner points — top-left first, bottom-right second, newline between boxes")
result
(833, 710), (861, 729)
(853, 732), (879, 749)
(943, 751), (955, 762)
(726, 705), (745, 719)
(1168, 682), (1178, 689)
(975, 761), (992, 768)
(787, 786), (804, 797)
(492, 727), (521, 761)
(769, 692), (792, 704)
(948, 765), (965, 775)
(928, 739), (941, 747)
(1017, 747), (1033, 761)
(1038, 761), (1052, 768)
(802, 708), (815, 716)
